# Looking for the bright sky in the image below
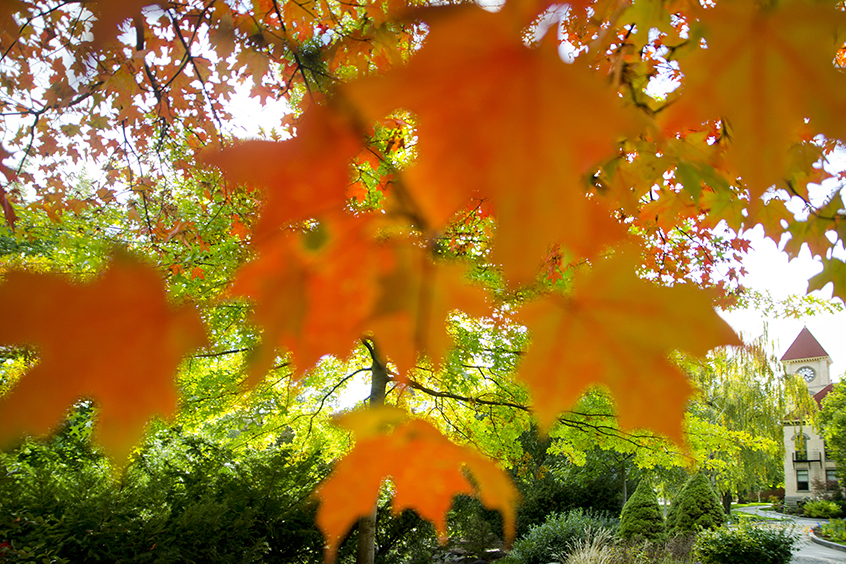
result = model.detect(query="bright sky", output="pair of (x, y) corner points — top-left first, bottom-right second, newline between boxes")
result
(719, 226), (846, 381)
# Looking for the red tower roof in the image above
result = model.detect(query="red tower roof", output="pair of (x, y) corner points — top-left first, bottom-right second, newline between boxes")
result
(781, 327), (830, 361)
(814, 383), (834, 408)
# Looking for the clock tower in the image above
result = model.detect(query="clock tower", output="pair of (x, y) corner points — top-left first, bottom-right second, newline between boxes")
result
(781, 327), (832, 394)
(781, 327), (837, 507)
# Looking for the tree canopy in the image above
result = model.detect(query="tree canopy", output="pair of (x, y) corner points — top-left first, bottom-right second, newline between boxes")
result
(0, 0), (845, 556)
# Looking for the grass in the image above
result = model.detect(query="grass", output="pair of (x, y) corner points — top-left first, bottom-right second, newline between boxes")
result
(732, 502), (774, 508)
(730, 510), (790, 523)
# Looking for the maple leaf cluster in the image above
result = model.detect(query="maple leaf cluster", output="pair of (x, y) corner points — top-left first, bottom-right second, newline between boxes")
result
(1, 0), (845, 555)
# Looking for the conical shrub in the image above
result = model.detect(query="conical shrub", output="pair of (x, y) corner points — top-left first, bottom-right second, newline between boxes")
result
(619, 478), (664, 541)
(667, 473), (726, 536)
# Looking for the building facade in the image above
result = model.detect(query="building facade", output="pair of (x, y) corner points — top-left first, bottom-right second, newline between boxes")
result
(782, 327), (836, 507)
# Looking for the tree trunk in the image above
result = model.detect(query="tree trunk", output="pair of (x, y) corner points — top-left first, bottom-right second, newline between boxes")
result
(721, 491), (732, 516)
(356, 505), (378, 564)
(356, 340), (390, 564)
(621, 459), (627, 511)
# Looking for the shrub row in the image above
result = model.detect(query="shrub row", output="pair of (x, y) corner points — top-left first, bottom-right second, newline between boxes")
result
(503, 510), (796, 564)
(618, 473), (726, 543)
(498, 509), (620, 564)
(695, 521), (798, 564)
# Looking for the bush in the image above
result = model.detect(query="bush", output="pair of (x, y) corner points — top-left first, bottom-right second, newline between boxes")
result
(667, 473), (726, 535)
(784, 499), (807, 516)
(612, 535), (697, 564)
(695, 521), (798, 564)
(511, 434), (627, 537)
(619, 479), (664, 541)
(447, 496), (502, 560)
(0, 427), (330, 564)
(819, 519), (846, 543)
(560, 527), (616, 564)
(804, 499), (843, 518)
(499, 509), (619, 564)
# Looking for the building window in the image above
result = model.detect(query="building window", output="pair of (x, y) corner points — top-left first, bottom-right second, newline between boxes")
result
(797, 469), (809, 491)
(827, 469), (838, 484)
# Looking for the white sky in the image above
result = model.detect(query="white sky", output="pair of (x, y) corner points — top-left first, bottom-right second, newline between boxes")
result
(719, 226), (846, 381)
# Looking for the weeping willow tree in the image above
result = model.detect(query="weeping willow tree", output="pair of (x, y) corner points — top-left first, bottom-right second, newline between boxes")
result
(684, 332), (817, 511)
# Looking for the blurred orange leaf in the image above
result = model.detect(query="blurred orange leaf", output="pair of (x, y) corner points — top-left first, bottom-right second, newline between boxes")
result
(366, 241), (490, 376)
(230, 213), (386, 383)
(201, 105), (362, 243)
(315, 407), (519, 561)
(516, 251), (739, 442)
(0, 255), (207, 460)
(343, 6), (640, 283)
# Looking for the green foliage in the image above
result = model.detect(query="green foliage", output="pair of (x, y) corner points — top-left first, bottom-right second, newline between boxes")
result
(619, 479), (665, 541)
(819, 519), (846, 543)
(684, 339), (795, 501)
(803, 499), (843, 518)
(667, 474), (726, 536)
(511, 431), (628, 536)
(818, 380), (846, 477)
(0, 424), (329, 564)
(448, 495), (504, 559)
(499, 508), (619, 564)
(694, 521), (798, 564)
(611, 536), (697, 564)
(372, 507), (439, 564)
(560, 528), (616, 564)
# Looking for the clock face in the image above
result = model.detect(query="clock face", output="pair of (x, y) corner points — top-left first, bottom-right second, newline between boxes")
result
(797, 366), (816, 382)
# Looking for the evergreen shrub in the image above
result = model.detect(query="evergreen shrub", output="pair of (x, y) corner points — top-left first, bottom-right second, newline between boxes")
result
(695, 521), (798, 564)
(618, 479), (664, 541)
(511, 433), (625, 537)
(667, 473), (726, 535)
(499, 509), (619, 564)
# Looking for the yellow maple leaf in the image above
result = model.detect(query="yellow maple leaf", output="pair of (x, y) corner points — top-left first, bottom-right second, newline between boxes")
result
(516, 250), (738, 443)
(315, 407), (519, 562)
(0, 255), (207, 460)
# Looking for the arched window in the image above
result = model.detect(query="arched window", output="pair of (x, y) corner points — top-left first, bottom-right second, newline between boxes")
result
(793, 433), (810, 461)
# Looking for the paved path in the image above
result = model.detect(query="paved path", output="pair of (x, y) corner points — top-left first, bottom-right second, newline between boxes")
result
(734, 506), (846, 563)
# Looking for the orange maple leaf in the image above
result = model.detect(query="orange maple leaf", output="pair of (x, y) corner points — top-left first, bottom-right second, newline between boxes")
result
(516, 250), (738, 443)
(343, 6), (641, 283)
(230, 213), (386, 383)
(315, 407), (519, 562)
(0, 255), (207, 460)
(662, 0), (846, 201)
(232, 211), (488, 383)
(0, 187), (16, 230)
(87, 0), (169, 50)
(201, 105), (362, 244)
(365, 240), (490, 376)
